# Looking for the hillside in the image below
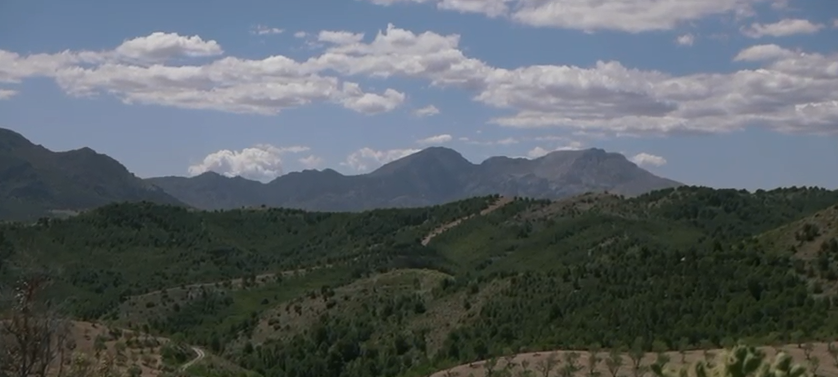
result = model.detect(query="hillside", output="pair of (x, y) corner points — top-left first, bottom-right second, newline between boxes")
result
(2, 186), (838, 377)
(147, 147), (682, 211)
(0, 127), (186, 221)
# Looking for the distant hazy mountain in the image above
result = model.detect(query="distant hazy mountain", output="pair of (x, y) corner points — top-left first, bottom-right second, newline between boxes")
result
(0, 128), (185, 221)
(147, 146), (682, 211)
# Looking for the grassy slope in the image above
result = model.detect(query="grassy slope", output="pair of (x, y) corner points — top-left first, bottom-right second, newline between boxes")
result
(56, 321), (260, 377)
(5, 188), (838, 377)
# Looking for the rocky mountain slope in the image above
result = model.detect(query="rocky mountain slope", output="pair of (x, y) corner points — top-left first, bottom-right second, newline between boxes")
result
(0, 127), (185, 221)
(0, 127), (680, 219)
(148, 146), (682, 211)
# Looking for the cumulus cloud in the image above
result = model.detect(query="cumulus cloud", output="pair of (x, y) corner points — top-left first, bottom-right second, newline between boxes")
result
(0, 31), (405, 116)
(630, 152), (668, 167)
(676, 34), (695, 46)
(252, 25), (285, 35)
(733, 44), (797, 61)
(294, 31), (308, 38)
(188, 144), (310, 181)
(318, 31), (365, 45)
(458, 136), (519, 146)
(527, 141), (584, 158)
(341, 147), (420, 172)
(413, 105), (440, 117)
(366, 0), (511, 17)
(0, 89), (17, 99)
(338, 82), (406, 114)
(114, 32), (224, 62)
(2, 23), (837, 135)
(298, 155), (325, 169)
(364, 0), (771, 33)
(741, 19), (825, 38)
(417, 134), (453, 144)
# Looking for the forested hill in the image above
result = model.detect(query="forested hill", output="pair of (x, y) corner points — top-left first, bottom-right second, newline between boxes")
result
(2, 186), (838, 377)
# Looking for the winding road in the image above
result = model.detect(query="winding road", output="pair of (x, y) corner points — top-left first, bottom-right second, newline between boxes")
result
(181, 347), (206, 371)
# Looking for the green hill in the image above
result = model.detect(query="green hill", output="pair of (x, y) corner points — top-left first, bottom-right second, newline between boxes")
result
(2, 187), (838, 377)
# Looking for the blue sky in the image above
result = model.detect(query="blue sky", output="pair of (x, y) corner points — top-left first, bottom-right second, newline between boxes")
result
(0, 0), (836, 190)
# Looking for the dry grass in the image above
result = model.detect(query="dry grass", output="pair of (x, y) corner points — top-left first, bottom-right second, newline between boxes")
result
(759, 205), (838, 259)
(54, 321), (174, 377)
(407, 278), (511, 355)
(430, 343), (836, 377)
(757, 205), (838, 297)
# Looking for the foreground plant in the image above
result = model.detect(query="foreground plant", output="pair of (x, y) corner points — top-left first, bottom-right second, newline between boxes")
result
(650, 345), (811, 377)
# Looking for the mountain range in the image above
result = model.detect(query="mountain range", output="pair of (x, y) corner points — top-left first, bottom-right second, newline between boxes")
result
(0, 128), (184, 221)
(0, 127), (681, 220)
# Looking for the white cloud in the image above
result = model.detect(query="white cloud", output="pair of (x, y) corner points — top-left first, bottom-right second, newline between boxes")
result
(532, 135), (569, 142)
(741, 19), (825, 38)
(338, 82), (405, 114)
(365, 0), (770, 33)
(413, 104), (440, 117)
(416, 134), (453, 144)
(495, 137), (518, 145)
(527, 141), (584, 158)
(0, 89), (16, 99)
(188, 144), (310, 181)
(366, 0), (511, 17)
(114, 32), (224, 62)
(2, 24), (837, 135)
(527, 147), (552, 159)
(733, 44), (797, 62)
(298, 155), (325, 169)
(458, 136), (519, 146)
(676, 34), (695, 46)
(0, 31), (406, 116)
(318, 31), (365, 45)
(833, 19), (838, 28)
(294, 31), (308, 38)
(341, 147), (421, 172)
(630, 152), (668, 167)
(252, 25), (284, 35)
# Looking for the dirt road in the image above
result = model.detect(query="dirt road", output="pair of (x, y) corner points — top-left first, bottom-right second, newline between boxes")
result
(181, 347), (205, 370)
(421, 196), (512, 246)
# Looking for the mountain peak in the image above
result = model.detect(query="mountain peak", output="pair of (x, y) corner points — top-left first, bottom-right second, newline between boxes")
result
(368, 146), (472, 177)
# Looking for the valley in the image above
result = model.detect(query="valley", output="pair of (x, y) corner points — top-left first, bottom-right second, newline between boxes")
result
(2, 186), (838, 377)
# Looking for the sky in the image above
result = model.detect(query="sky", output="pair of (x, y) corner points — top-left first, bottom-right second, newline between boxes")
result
(0, 0), (837, 190)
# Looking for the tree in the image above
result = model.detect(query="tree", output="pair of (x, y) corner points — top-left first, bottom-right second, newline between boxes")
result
(517, 360), (535, 377)
(628, 337), (646, 377)
(676, 337), (689, 364)
(559, 352), (581, 377)
(802, 341), (814, 361)
(827, 342), (838, 368)
(587, 343), (602, 377)
(0, 266), (71, 377)
(484, 357), (500, 377)
(809, 355), (820, 376)
(604, 348), (623, 377)
(536, 353), (559, 377)
(651, 345), (811, 377)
